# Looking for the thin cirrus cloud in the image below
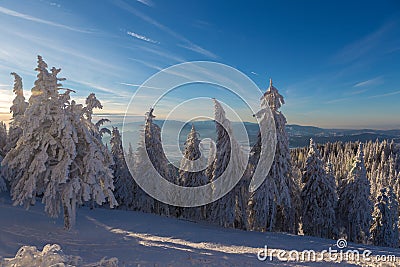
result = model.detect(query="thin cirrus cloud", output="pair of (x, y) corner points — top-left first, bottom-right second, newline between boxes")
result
(127, 31), (159, 44)
(368, 90), (400, 99)
(113, 0), (217, 59)
(332, 21), (395, 65)
(136, 0), (154, 7)
(353, 76), (383, 87)
(0, 6), (89, 33)
(177, 44), (217, 59)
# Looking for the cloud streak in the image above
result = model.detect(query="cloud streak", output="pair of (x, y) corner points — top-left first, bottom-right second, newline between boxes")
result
(368, 90), (400, 99)
(332, 21), (395, 65)
(354, 76), (383, 87)
(120, 82), (163, 90)
(136, 0), (154, 7)
(113, 0), (217, 58)
(0, 6), (89, 33)
(127, 31), (159, 44)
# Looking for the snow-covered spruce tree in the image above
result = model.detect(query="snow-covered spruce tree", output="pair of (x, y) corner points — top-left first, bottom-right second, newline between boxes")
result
(0, 122), (6, 191)
(110, 127), (134, 209)
(5, 72), (28, 153)
(0, 121), (7, 155)
(387, 187), (399, 246)
(132, 108), (171, 215)
(83, 93), (111, 140)
(205, 141), (216, 180)
(208, 99), (247, 228)
(179, 125), (209, 221)
(247, 79), (297, 233)
(300, 139), (337, 238)
(131, 126), (155, 213)
(146, 108), (172, 216)
(1, 73), (29, 190)
(370, 187), (399, 247)
(126, 142), (135, 170)
(336, 143), (372, 243)
(2, 56), (117, 229)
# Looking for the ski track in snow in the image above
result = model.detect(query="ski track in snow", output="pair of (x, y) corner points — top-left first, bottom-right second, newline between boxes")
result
(1, 193), (400, 266)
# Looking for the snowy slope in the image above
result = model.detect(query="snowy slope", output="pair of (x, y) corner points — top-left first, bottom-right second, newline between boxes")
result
(1, 192), (399, 266)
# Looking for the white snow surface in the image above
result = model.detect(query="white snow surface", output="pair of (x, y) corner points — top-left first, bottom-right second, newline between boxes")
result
(1, 192), (400, 266)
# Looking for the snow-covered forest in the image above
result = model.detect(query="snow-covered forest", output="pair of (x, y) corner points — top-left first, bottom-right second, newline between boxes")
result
(1, 56), (400, 265)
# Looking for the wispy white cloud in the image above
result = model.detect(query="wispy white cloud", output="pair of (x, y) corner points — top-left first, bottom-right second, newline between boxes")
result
(128, 57), (163, 70)
(120, 82), (163, 90)
(114, 0), (217, 58)
(136, 0), (154, 7)
(72, 80), (130, 97)
(0, 6), (89, 33)
(132, 45), (185, 62)
(49, 2), (61, 8)
(332, 21), (395, 65)
(177, 44), (217, 59)
(347, 88), (369, 96)
(127, 31), (159, 44)
(250, 71), (258, 76)
(354, 76), (383, 87)
(368, 90), (400, 99)
(324, 97), (351, 104)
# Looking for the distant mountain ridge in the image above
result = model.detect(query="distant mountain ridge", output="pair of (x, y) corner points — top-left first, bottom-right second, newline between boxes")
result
(104, 120), (400, 149)
(286, 124), (400, 147)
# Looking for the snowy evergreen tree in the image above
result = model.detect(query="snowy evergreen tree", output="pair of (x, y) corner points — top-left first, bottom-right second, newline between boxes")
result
(83, 93), (111, 140)
(110, 127), (134, 209)
(132, 108), (171, 216)
(300, 139), (337, 238)
(205, 141), (216, 180)
(5, 72), (28, 153)
(0, 122), (7, 191)
(0, 121), (7, 155)
(337, 143), (372, 243)
(131, 126), (155, 213)
(247, 79), (297, 233)
(179, 125), (209, 221)
(126, 142), (135, 169)
(370, 187), (399, 247)
(2, 56), (117, 229)
(0, 154), (5, 192)
(208, 99), (247, 228)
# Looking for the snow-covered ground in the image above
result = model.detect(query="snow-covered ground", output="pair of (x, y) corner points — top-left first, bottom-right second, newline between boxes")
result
(1, 192), (399, 266)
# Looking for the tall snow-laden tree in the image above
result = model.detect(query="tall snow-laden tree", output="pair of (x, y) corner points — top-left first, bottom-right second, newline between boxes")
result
(179, 125), (209, 221)
(132, 108), (171, 216)
(83, 93), (111, 140)
(247, 79), (297, 233)
(205, 141), (216, 180)
(5, 72), (28, 153)
(2, 56), (117, 229)
(0, 122), (7, 191)
(337, 143), (372, 243)
(126, 142), (135, 170)
(0, 154), (5, 192)
(145, 108), (172, 216)
(110, 127), (134, 209)
(1, 73), (29, 189)
(300, 139), (337, 238)
(208, 99), (247, 228)
(370, 187), (399, 247)
(387, 187), (399, 246)
(0, 121), (7, 155)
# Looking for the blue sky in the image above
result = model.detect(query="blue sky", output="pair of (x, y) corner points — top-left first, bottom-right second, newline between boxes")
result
(0, 0), (399, 129)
